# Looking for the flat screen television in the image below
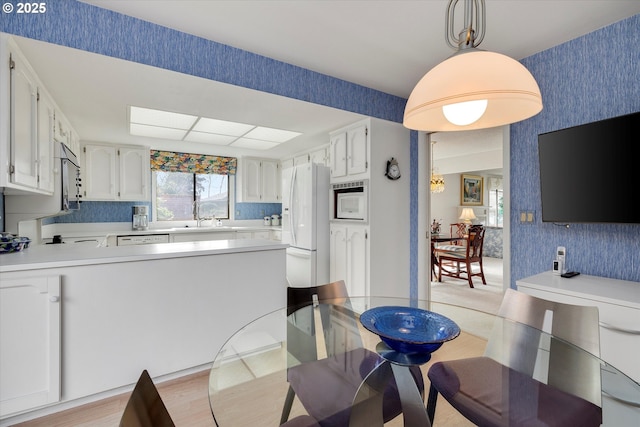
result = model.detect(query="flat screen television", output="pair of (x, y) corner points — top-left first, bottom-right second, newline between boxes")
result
(538, 112), (640, 224)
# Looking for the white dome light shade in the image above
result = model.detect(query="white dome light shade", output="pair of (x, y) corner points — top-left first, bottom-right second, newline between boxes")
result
(404, 50), (542, 131)
(442, 99), (488, 126)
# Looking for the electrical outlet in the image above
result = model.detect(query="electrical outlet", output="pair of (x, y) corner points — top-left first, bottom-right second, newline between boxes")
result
(520, 211), (527, 223)
(527, 211), (534, 222)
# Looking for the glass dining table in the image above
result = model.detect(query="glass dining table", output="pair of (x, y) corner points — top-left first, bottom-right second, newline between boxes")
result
(208, 297), (640, 426)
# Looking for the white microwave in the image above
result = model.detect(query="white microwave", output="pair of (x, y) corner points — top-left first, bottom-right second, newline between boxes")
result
(333, 180), (368, 221)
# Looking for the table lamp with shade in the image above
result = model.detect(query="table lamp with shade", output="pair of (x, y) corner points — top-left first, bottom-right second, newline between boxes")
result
(459, 208), (477, 225)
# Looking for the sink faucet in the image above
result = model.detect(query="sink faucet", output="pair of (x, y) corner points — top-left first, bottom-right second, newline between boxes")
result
(193, 200), (213, 227)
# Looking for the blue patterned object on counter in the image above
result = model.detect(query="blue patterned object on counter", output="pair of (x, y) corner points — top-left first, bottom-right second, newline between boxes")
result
(360, 306), (460, 354)
(0, 233), (31, 254)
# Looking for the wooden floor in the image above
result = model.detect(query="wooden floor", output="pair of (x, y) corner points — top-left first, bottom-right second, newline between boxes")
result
(12, 331), (485, 426)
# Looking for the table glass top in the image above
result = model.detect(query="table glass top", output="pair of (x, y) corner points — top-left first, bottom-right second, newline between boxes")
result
(209, 297), (640, 426)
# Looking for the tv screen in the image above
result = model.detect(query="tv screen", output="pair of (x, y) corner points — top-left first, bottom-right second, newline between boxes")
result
(538, 112), (640, 224)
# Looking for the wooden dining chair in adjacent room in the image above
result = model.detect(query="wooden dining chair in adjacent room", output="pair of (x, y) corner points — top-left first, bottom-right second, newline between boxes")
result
(120, 370), (175, 427)
(426, 288), (602, 427)
(435, 224), (486, 287)
(281, 280), (424, 427)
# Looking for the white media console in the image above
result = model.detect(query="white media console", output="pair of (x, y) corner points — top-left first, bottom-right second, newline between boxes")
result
(517, 271), (640, 426)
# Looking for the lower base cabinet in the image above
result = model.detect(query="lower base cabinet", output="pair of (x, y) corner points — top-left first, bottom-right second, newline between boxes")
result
(330, 224), (368, 297)
(0, 276), (61, 417)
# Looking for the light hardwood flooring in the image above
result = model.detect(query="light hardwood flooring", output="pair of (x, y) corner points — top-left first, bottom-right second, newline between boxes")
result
(12, 330), (485, 427)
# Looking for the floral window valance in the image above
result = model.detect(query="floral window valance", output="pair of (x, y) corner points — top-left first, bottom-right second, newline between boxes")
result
(150, 150), (237, 175)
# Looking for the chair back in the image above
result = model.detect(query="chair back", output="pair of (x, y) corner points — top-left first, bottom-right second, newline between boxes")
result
(465, 225), (485, 259)
(485, 289), (601, 406)
(119, 370), (175, 427)
(450, 223), (466, 244)
(287, 281), (362, 363)
(286, 280), (349, 315)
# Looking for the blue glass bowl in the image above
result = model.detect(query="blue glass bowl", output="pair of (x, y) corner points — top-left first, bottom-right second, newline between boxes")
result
(360, 306), (460, 354)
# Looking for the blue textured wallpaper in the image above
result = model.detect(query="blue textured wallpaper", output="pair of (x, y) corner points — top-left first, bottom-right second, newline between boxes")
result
(511, 15), (640, 285)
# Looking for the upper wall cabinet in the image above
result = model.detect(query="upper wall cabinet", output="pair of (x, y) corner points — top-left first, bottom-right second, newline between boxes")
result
(82, 143), (150, 201)
(0, 35), (78, 195)
(237, 157), (281, 203)
(329, 121), (368, 181)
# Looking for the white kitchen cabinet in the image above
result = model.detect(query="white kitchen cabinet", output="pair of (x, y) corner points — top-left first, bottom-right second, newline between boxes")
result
(0, 275), (61, 417)
(309, 146), (329, 166)
(6, 43), (39, 190)
(236, 230), (272, 240)
(328, 118), (411, 299)
(1, 35), (75, 195)
(293, 153), (309, 166)
(330, 223), (368, 297)
(237, 157), (281, 202)
(172, 231), (235, 242)
(82, 143), (150, 201)
(36, 89), (55, 193)
(329, 122), (368, 180)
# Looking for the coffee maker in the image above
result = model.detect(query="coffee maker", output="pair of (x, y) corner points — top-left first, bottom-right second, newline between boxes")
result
(132, 205), (149, 231)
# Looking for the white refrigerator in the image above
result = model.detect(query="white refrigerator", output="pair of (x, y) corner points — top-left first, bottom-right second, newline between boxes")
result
(281, 163), (330, 287)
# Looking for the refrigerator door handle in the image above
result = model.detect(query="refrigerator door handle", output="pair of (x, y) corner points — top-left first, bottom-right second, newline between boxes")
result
(289, 166), (297, 246)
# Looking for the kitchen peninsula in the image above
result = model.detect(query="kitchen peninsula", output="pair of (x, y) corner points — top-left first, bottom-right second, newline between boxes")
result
(0, 239), (287, 421)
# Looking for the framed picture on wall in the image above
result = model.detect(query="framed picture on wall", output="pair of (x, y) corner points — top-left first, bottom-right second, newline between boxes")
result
(461, 174), (483, 206)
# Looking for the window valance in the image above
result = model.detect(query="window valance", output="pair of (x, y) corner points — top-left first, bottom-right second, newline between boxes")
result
(150, 150), (237, 175)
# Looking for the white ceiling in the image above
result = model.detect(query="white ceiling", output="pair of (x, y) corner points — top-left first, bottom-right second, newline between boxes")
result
(11, 1), (640, 159)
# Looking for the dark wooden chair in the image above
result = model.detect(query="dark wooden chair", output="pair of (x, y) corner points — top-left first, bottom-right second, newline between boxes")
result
(281, 280), (424, 426)
(426, 289), (602, 427)
(450, 222), (467, 243)
(435, 224), (486, 288)
(119, 370), (175, 427)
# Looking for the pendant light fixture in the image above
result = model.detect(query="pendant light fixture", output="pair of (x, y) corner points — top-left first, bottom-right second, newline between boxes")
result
(431, 141), (445, 193)
(404, 0), (542, 132)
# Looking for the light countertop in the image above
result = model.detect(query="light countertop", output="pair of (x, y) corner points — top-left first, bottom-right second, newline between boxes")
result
(0, 239), (288, 273)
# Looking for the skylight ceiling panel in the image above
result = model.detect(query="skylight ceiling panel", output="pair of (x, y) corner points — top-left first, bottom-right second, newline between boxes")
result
(231, 138), (280, 150)
(244, 127), (301, 143)
(130, 123), (188, 140)
(192, 117), (255, 136)
(130, 106), (197, 129)
(183, 131), (237, 145)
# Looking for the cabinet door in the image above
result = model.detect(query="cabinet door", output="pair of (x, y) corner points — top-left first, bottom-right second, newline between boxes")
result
(330, 224), (348, 284)
(242, 158), (262, 202)
(83, 144), (117, 200)
(0, 275), (61, 416)
(347, 124), (368, 175)
(309, 147), (328, 166)
(329, 133), (347, 178)
(261, 159), (281, 202)
(10, 52), (39, 189)
(347, 226), (368, 297)
(37, 90), (55, 193)
(293, 154), (308, 166)
(119, 147), (149, 201)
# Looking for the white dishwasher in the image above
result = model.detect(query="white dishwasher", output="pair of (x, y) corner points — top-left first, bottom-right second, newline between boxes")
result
(116, 234), (170, 246)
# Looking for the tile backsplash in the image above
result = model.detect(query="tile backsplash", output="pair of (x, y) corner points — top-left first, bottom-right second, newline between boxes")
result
(41, 201), (282, 224)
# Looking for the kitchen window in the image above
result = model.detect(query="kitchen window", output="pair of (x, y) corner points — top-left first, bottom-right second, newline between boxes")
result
(149, 150), (237, 222)
(153, 171), (229, 221)
(487, 176), (503, 227)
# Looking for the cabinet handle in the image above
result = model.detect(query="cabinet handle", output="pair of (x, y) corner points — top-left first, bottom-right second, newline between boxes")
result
(599, 321), (640, 335)
(49, 296), (60, 303)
